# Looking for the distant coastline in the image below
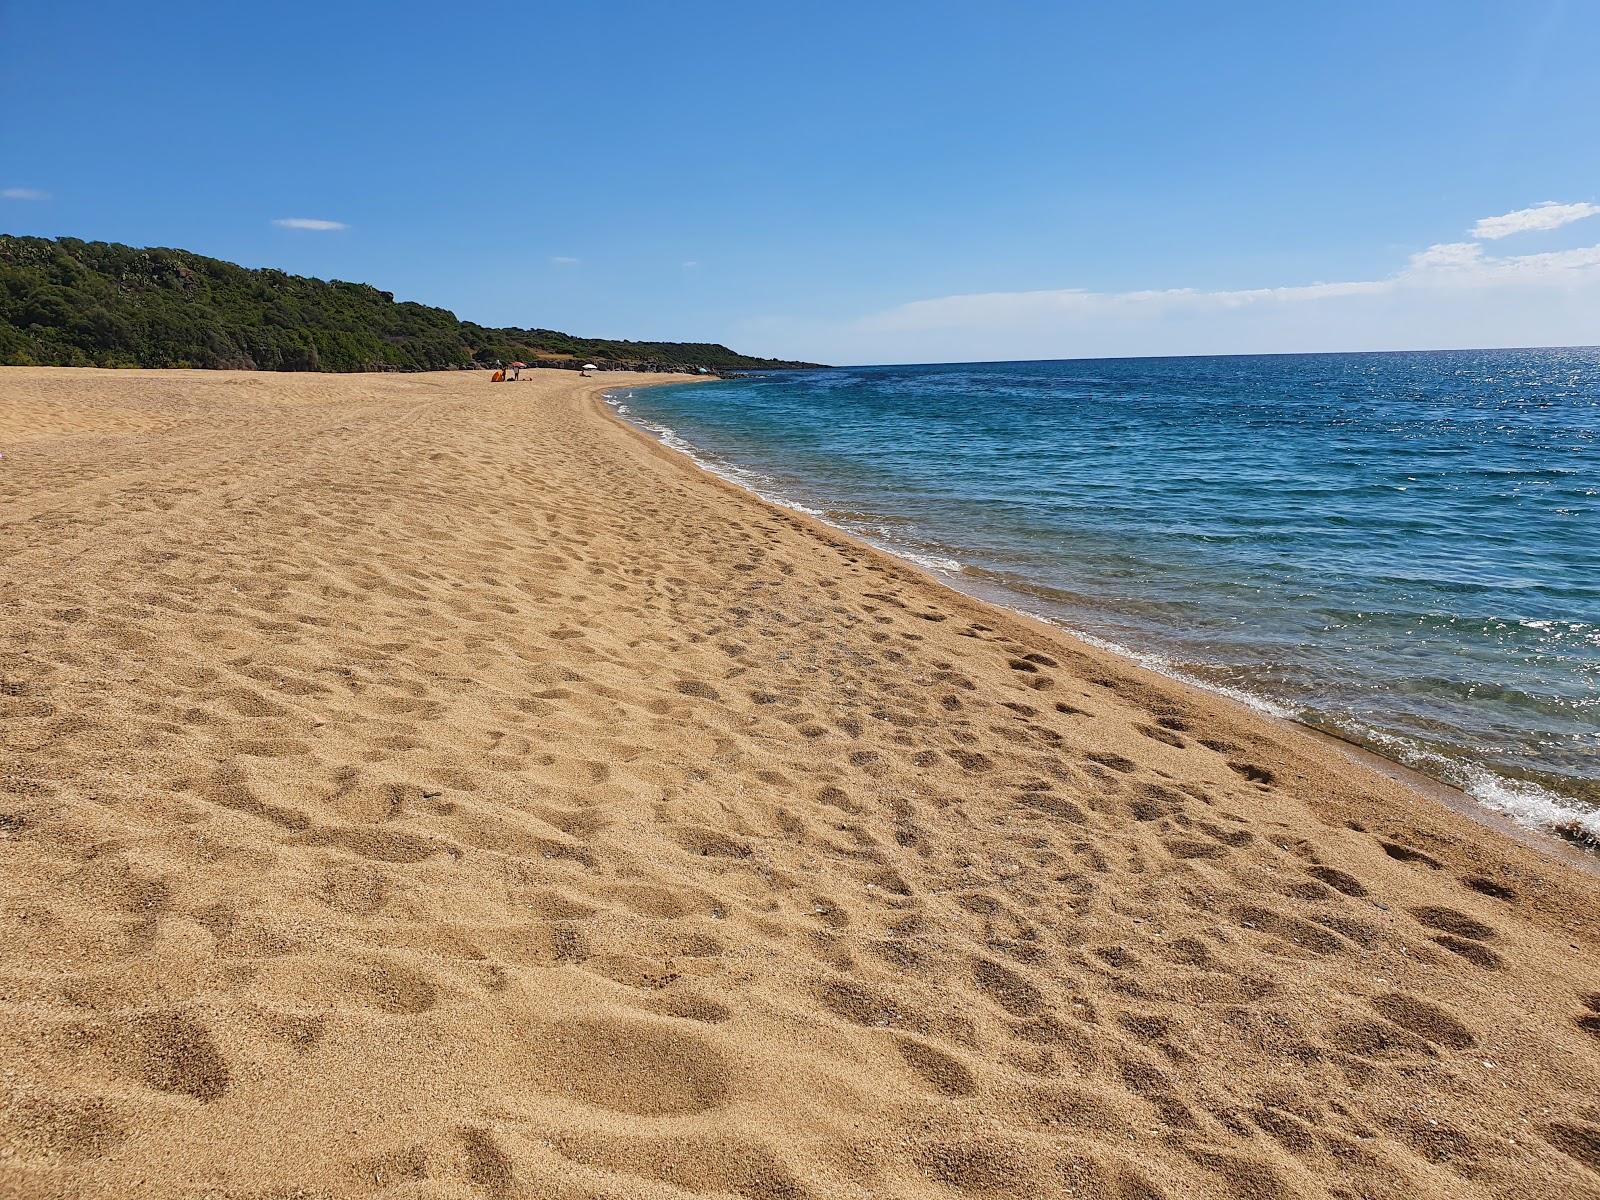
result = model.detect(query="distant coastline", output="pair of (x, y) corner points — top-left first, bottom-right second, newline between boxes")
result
(0, 234), (826, 374)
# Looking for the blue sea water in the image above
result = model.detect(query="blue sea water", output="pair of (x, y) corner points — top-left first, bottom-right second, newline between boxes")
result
(607, 349), (1600, 843)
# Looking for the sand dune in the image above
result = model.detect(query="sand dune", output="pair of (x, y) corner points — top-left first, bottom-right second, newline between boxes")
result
(2, 366), (1598, 1199)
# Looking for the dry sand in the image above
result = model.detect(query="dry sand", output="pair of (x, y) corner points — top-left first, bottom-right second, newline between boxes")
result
(2, 365), (1598, 1200)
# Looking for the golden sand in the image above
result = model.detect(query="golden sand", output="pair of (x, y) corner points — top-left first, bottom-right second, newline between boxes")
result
(2, 366), (1598, 1199)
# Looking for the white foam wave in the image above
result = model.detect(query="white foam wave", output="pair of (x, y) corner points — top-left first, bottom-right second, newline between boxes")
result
(1465, 770), (1600, 843)
(1039, 620), (1597, 844)
(1358, 728), (1600, 844)
(889, 548), (965, 574)
(606, 391), (826, 518)
(1032, 620), (1299, 719)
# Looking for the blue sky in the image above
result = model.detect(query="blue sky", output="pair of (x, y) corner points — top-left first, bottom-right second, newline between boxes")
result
(3, 1), (1598, 364)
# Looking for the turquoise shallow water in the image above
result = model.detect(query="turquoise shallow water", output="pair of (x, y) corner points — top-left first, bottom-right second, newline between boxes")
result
(607, 349), (1600, 843)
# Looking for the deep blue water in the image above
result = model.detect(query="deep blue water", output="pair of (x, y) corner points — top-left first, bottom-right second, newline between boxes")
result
(608, 349), (1600, 842)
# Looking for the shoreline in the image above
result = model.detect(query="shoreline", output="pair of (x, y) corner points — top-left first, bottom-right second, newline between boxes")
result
(5, 366), (1598, 1199)
(597, 377), (1599, 872)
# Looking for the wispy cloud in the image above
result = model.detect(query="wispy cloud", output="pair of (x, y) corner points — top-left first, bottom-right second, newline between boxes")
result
(2, 187), (49, 201)
(1471, 200), (1600, 240)
(550, 255), (580, 266)
(271, 217), (348, 231)
(756, 209), (1600, 363)
(859, 238), (1600, 336)
(682, 260), (700, 269)
(1405, 241), (1484, 270)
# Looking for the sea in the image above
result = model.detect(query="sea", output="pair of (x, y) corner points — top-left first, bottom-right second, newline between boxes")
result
(606, 349), (1600, 846)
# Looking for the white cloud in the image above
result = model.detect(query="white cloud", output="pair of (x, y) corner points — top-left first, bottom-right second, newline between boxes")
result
(1406, 241), (1483, 270)
(752, 228), (1600, 364)
(550, 255), (580, 266)
(861, 240), (1600, 332)
(1405, 240), (1600, 285)
(2, 187), (49, 201)
(682, 260), (700, 269)
(271, 217), (348, 231)
(1471, 200), (1600, 240)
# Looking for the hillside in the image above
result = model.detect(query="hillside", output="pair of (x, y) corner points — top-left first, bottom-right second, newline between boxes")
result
(0, 235), (819, 373)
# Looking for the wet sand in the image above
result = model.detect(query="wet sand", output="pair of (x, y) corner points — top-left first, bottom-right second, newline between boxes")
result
(2, 366), (1598, 1199)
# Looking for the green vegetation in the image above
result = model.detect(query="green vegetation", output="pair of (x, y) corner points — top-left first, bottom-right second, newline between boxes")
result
(0, 235), (819, 372)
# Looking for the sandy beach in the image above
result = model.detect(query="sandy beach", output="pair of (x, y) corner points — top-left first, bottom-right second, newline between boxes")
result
(2, 365), (1598, 1199)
